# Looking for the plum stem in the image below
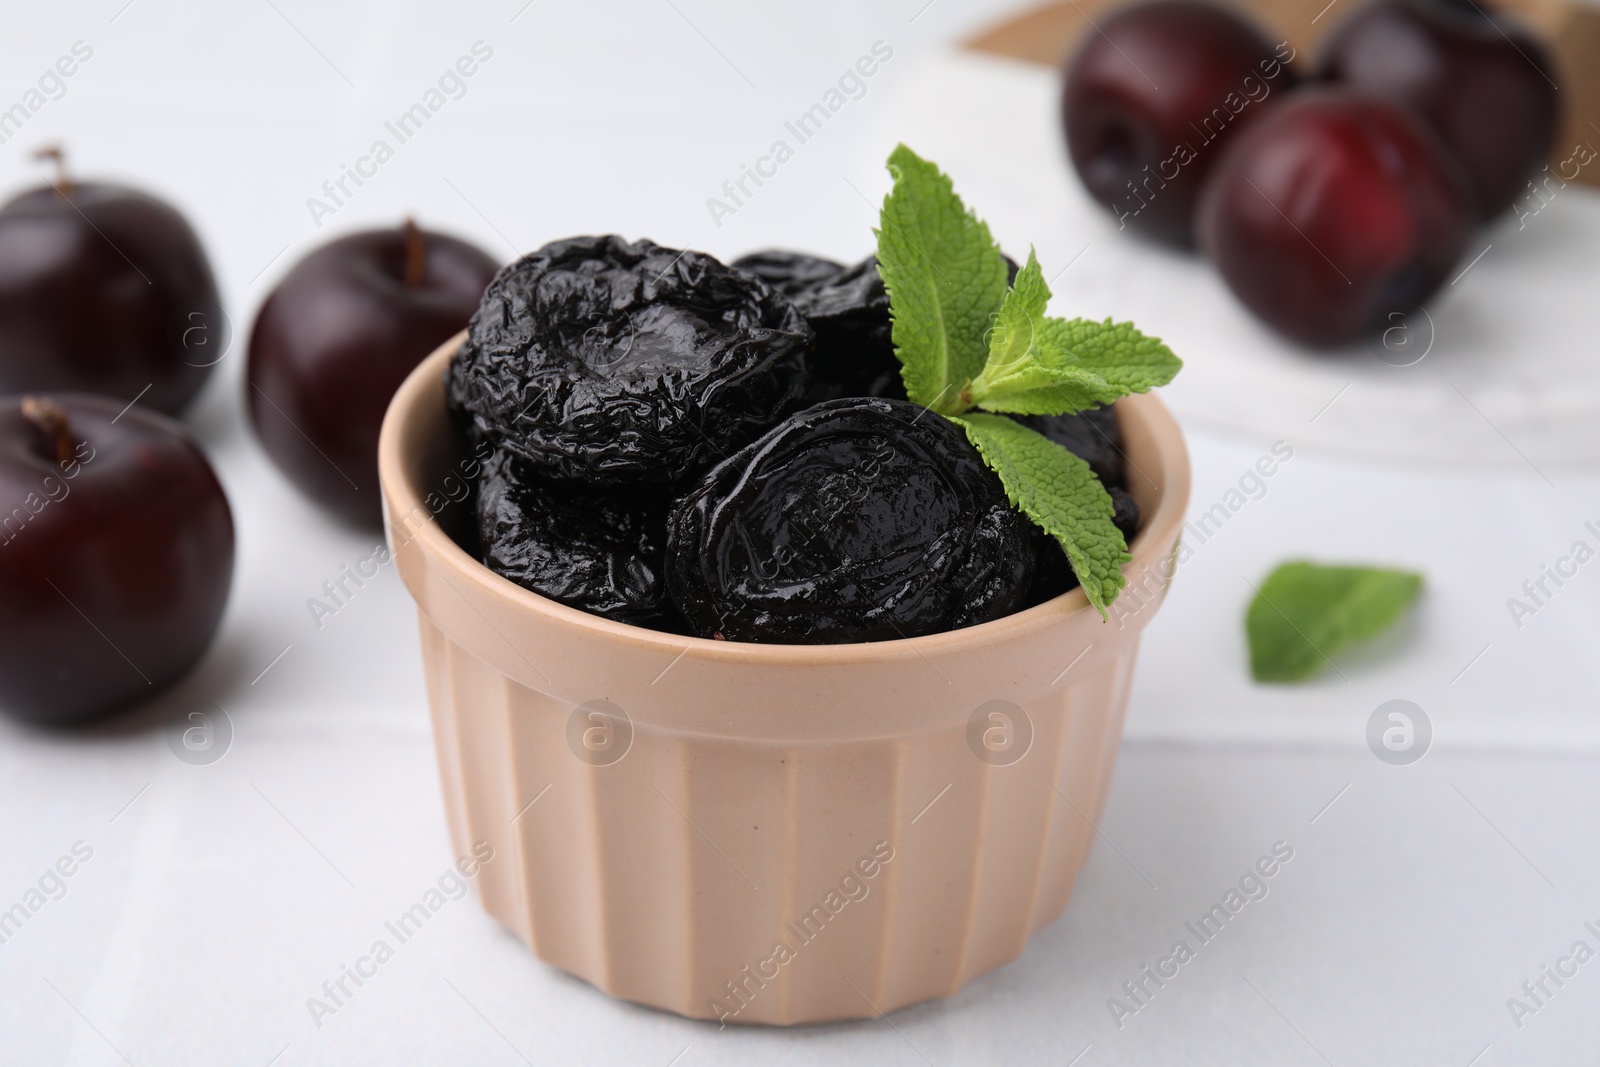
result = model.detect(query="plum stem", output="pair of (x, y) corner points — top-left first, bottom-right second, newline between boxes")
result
(33, 144), (73, 200)
(20, 397), (73, 466)
(402, 217), (425, 289)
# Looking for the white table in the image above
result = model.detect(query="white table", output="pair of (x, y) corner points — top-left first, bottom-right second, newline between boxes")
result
(2, 2), (1597, 1063)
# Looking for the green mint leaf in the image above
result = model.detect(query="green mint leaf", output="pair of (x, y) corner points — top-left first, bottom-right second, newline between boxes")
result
(979, 247), (1050, 388)
(1246, 562), (1424, 683)
(877, 144), (1009, 412)
(1034, 317), (1182, 400)
(968, 254), (1124, 414)
(968, 365), (1122, 415)
(971, 317), (1181, 416)
(950, 412), (1130, 617)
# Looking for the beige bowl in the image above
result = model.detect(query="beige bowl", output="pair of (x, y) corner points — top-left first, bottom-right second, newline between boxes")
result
(378, 333), (1191, 1026)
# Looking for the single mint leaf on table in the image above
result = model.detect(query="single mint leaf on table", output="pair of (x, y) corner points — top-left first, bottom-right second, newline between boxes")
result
(876, 144), (1009, 412)
(1246, 562), (1424, 683)
(949, 412), (1130, 618)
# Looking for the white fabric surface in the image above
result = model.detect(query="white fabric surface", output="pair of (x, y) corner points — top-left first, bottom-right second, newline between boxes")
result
(1, 2), (1597, 1064)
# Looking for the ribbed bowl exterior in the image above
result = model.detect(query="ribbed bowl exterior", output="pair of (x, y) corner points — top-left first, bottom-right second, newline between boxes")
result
(380, 334), (1190, 1026)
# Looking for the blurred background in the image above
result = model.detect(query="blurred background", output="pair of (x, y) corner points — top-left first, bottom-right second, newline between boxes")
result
(2, 0), (1598, 1063)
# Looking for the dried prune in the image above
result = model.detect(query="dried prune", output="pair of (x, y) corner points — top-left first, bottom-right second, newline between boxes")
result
(666, 398), (1034, 643)
(449, 236), (811, 486)
(1109, 485), (1140, 542)
(477, 448), (678, 629)
(731, 250), (845, 298)
(1013, 405), (1126, 487)
(735, 251), (1021, 404)
(736, 251), (903, 403)
(794, 257), (907, 402)
(1027, 526), (1081, 604)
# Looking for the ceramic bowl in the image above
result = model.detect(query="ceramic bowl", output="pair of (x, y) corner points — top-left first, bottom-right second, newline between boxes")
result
(378, 333), (1191, 1025)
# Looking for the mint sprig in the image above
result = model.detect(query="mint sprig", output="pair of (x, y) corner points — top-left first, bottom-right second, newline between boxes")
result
(874, 144), (1182, 616)
(1247, 562), (1424, 682)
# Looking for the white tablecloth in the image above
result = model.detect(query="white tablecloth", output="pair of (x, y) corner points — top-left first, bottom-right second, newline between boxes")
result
(2, 2), (1597, 1063)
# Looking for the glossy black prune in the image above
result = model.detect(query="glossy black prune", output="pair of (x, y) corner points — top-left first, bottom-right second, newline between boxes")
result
(736, 251), (1023, 404)
(735, 251), (904, 403)
(1013, 406), (1126, 487)
(477, 449), (678, 629)
(731, 250), (845, 298)
(1109, 485), (1140, 543)
(1027, 526), (1081, 604)
(449, 236), (811, 486)
(794, 257), (908, 402)
(666, 397), (1034, 643)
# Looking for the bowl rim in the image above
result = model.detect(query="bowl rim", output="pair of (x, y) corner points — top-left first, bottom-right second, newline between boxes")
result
(379, 332), (1191, 666)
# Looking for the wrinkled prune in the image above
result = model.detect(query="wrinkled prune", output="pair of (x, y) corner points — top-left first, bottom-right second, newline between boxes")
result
(736, 251), (903, 403)
(1027, 526), (1081, 605)
(1109, 485), (1140, 543)
(666, 397), (1034, 643)
(731, 250), (845, 298)
(449, 236), (811, 486)
(735, 251), (1021, 404)
(792, 257), (906, 402)
(477, 449), (678, 629)
(1013, 405), (1126, 487)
